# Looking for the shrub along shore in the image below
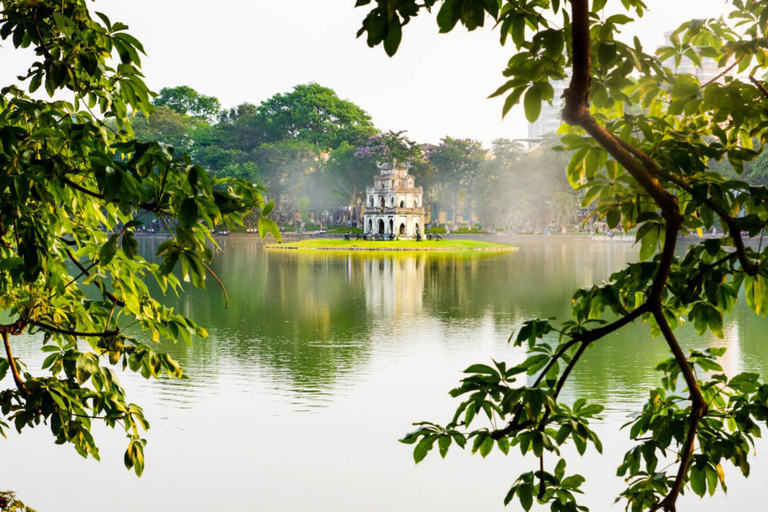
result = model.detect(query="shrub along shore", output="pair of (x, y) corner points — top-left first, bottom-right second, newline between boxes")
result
(266, 239), (516, 252)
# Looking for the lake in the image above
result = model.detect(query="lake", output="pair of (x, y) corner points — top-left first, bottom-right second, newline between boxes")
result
(2, 236), (768, 511)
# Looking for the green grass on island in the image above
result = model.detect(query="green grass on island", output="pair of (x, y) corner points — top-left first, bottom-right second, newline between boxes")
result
(266, 239), (516, 252)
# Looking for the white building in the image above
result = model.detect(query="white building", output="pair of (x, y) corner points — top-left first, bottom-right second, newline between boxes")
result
(363, 163), (424, 239)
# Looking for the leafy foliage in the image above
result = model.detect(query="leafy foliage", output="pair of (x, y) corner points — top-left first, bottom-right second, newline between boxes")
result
(356, 0), (768, 511)
(0, 0), (276, 479)
(153, 85), (221, 120)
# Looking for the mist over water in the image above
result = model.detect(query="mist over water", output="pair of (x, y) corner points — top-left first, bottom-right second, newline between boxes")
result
(2, 236), (767, 511)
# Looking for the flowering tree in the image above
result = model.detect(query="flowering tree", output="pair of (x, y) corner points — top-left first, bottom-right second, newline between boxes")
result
(355, 130), (423, 166)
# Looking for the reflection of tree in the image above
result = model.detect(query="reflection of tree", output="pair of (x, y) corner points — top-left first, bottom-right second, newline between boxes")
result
(150, 239), (376, 395)
(138, 237), (635, 393)
(136, 237), (768, 413)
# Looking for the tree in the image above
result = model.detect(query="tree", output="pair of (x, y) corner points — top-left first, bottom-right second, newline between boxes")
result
(356, 1), (768, 511)
(355, 130), (423, 165)
(324, 141), (379, 224)
(153, 85), (221, 120)
(253, 139), (324, 226)
(254, 83), (377, 149)
(130, 106), (200, 154)
(427, 137), (487, 227)
(0, 0), (277, 488)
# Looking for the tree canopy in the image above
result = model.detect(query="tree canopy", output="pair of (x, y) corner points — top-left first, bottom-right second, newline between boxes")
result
(356, 1), (768, 511)
(153, 85), (221, 120)
(0, 0), (276, 485)
(253, 83), (377, 149)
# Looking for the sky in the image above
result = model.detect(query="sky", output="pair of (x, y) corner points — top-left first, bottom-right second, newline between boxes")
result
(1, 0), (733, 146)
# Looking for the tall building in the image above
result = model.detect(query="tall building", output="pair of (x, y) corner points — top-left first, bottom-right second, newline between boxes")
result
(527, 70), (571, 139)
(661, 32), (719, 82)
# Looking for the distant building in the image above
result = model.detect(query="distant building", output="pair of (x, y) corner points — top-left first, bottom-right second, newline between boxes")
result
(661, 31), (719, 83)
(363, 163), (424, 239)
(527, 69), (571, 139)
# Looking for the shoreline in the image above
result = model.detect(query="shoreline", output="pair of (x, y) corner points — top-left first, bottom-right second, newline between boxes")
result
(264, 238), (516, 252)
(266, 245), (517, 252)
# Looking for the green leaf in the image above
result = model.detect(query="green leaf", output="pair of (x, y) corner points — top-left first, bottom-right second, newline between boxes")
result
(383, 16), (402, 57)
(463, 363), (497, 375)
(179, 198), (199, 228)
(690, 465), (707, 497)
(606, 208), (620, 229)
(518, 483), (533, 511)
(0, 257), (22, 271)
(400, 428), (425, 445)
(438, 435), (451, 458)
(523, 85), (543, 123)
(638, 225), (658, 261)
(598, 42), (617, 68)
(122, 231), (138, 260)
(479, 435), (493, 457)
(414, 435), (435, 464)
(706, 464), (719, 496)
(497, 436), (510, 455)
(502, 86), (526, 119)
(99, 234), (120, 266)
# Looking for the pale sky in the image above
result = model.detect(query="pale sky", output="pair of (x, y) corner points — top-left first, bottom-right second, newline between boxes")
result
(1, 0), (733, 145)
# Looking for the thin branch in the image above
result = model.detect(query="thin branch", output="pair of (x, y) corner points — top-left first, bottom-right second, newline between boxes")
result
(749, 75), (768, 101)
(62, 261), (99, 290)
(202, 261), (229, 309)
(61, 176), (163, 212)
(2, 331), (27, 394)
(651, 309), (707, 512)
(492, 303), (649, 439)
(30, 321), (119, 338)
(702, 54), (744, 87)
(65, 248), (126, 307)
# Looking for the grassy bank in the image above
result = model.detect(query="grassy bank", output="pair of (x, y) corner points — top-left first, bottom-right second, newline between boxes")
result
(266, 239), (515, 252)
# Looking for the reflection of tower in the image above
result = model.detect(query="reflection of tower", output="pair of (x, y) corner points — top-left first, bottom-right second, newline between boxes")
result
(717, 319), (742, 377)
(363, 255), (425, 319)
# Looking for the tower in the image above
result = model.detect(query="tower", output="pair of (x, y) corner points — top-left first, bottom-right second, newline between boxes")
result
(363, 163), (425, 239)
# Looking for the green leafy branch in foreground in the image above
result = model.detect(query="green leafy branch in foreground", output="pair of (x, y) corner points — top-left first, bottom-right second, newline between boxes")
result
(0, 490), (33, 512)
(0, 0), (279, 477)
(356, 0), (768, 511)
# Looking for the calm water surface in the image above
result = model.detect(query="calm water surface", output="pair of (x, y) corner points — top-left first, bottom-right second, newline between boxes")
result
(3, 237), (768, 511)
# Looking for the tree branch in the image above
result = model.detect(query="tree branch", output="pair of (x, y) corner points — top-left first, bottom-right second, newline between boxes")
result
(2, 331), (27, 394)
(202, 260), (228, 309)
(749, 75), (768, 101)
(30, 321), (119, 338)
(61, 176), (163, 213)
(651, 309), (707, 512)
(561, 3), (707, 510)
(492, 303), (649, 440)
(65, 248), (126, 307)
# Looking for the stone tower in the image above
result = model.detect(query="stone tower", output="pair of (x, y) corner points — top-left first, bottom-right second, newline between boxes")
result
(363, 163), (424, 239)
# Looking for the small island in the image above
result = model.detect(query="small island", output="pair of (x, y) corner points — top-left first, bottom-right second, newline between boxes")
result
(266, 239), (516, 252)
